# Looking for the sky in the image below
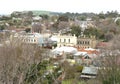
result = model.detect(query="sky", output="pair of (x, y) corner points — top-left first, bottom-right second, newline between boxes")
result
(0, 0), (120, 15)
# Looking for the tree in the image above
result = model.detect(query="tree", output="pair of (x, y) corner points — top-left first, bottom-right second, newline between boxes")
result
(25, 28), (31, 33)
(116, 19), (120, 26)
(58, 15), (69, 22)
(83, 27), (103, 39)
(70, 26), (81, 37)
(0, 39), (50, 84)
(0, 25), (5, 31)
(24, 61), (48, 84)
(98, 12), (105, 19)
(106, 10), (119, 18)
(39, 14), (49, 20)
(98, 35), (120, 84)
(104, 32), (114, 42)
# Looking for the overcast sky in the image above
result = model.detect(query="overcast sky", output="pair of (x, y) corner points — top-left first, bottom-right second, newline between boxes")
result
(0, 0), (120, 15)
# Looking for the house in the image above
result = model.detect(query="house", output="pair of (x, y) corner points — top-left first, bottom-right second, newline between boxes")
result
(73, 47), (99, 65)
(57, 34), (77, 47)
(32, 16), (42, 21)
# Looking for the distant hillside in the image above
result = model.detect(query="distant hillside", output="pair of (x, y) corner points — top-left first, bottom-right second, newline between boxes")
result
(32, 10), (62, 16)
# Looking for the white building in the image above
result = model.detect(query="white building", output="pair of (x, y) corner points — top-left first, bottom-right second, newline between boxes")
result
(12, 33), (44, 45)
(57, 34), (77, 47)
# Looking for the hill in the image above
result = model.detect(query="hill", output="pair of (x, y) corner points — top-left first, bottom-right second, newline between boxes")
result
(32, 10), (62, 16)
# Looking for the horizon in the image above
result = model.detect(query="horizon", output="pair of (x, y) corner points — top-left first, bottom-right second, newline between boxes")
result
(0, 0), (120, 15)
(0, 9), (119, 16)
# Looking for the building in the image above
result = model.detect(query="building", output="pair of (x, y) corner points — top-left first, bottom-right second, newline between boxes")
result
(80, 67), (98, 79)
(57, 34), (77, 47)
(12, 32), (44, 46)
(77, 36), (97, 49)
(56, 34), (97, 48)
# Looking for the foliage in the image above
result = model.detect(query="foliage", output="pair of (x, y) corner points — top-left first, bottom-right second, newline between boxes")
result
(39, 14), (49, 20)
(62, 79), (86, 84)
(58, 15), (69, 22)
(98, 35), (120, 84)
(106, 11), (119, 18)
(83, 27), (103, 39)
(116, 19), (120, 26)
(75, 65), (83, 72)
(98, 12), (105, 19)
(0, 25), (5, 30)
(24, 61), (48, 83)
(104, 32), (114, 42)
(25, 28), (31, 33)
(70, 26), (81, 37)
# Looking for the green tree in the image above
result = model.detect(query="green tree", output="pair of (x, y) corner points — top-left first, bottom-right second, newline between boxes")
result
(70, 26), (81, 37)
(98, 12), (105, 19)
(24, 61), (48, 84)
(84, 27), (103, 39)
(25, 28), (31, 33)
(39, 14), (49, 20)
(0, 25), (5, 30)
(58, 15), (69, 22)
(116, 19), (120, 26)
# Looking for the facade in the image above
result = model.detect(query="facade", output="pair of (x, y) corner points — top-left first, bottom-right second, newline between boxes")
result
(57, 34), (77, 47)
(12, 33), (44, 46)
(77, 36), (97, 49)
(56, 34), (97, 48)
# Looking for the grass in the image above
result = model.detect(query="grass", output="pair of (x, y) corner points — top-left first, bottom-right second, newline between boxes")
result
(62, 79), (86, 84)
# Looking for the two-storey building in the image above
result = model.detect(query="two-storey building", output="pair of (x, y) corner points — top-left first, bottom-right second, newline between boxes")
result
(11, 32), (44, 46)
(57, 34), (77, 47)
(56, 34), (97, 48)
(77, 36), (97, 49)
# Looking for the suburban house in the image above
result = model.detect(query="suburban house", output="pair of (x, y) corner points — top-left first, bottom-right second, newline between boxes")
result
(57, 34), (77, 47)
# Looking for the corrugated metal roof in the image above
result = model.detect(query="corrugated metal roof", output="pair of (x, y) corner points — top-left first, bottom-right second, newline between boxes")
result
(82, 67), (98, 75)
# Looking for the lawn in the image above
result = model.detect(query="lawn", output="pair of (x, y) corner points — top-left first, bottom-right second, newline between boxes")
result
(62, 79), (86, 84)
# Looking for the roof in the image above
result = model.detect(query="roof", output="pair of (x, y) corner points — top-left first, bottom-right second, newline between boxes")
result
(77, 48), (99, 54)
(15, 33), (43, 38)
(50, 36), (57, 42)
(82, 67), (98, 75)
(74, 51), (87, 56)
(84, 48), (96, 51)
(96, 42), (109, 48)
(52, 46), (77, 54)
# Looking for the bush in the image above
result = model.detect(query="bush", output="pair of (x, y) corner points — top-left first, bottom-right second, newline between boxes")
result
(75, 65), (83, 72)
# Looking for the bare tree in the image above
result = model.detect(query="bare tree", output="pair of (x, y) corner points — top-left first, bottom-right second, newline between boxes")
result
(0, 38), (47, 84)
(98, 35), (120, 84)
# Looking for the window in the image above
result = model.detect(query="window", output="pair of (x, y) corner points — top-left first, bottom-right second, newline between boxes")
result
(60, 39), (61, 42)
(68, 39), (70, 43)
(83, 41), (84, 44)
(88, 41), (90, 44)
(64, 39), (66, 42)
(80, 42), (81, 44)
